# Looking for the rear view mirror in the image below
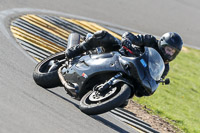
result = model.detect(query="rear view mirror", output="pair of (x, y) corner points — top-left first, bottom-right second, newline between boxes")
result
(157, 78), (170, 85)
(164, 78), (170, 85)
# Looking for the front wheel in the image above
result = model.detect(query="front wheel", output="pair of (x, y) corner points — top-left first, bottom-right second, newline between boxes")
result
(79, 83), (131, 115)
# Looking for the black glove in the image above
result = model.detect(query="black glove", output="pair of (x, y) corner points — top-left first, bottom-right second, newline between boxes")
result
(121, 38), (142, 57)
(121, 38), (132, 48)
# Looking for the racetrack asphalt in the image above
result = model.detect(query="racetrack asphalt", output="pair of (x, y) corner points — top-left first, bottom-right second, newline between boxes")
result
(0, 0), (199, 133)
(1, 0), (199, 48)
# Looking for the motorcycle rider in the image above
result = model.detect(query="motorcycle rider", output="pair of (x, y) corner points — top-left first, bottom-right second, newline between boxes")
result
(65, 30), (183, 107)
(65, 30), (183, 79)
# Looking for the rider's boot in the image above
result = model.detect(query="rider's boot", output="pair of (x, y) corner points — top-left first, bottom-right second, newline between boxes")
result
(65, 42), (86, 59)
(65, 30), (121, 59)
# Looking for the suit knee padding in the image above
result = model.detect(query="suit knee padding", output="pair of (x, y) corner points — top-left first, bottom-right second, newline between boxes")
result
(94, 30), (107, 39)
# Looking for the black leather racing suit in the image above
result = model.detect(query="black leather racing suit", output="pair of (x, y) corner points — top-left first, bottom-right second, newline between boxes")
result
(65, 30), (169, 78)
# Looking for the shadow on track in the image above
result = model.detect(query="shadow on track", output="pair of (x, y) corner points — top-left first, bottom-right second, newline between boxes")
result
(47, 89), (79, 108)
(91, 115), (130, 133)
(47, 89), (131, 133)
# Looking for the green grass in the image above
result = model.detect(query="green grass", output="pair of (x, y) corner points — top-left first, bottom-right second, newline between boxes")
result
(133, 47), (200, 133)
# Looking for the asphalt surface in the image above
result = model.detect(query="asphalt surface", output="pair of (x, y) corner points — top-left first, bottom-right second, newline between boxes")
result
(1, 0), (200, 48)
(0, 0), (199, 133)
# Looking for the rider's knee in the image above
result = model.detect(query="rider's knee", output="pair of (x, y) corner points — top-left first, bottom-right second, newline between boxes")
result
(94, 30), (107, 39)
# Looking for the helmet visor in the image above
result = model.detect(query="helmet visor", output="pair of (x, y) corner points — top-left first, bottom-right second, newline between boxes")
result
(165, 46), (176, 56)
(163, 45), (179, 61)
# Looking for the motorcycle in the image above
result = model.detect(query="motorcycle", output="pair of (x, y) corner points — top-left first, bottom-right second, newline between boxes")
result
(33, 33), (170, 115)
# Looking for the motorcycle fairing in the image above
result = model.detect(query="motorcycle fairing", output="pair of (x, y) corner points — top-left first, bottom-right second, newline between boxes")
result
(61, 52), (126, 92)
(119, 47), (164, 95)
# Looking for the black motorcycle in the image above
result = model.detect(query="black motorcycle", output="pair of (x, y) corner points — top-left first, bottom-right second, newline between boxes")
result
(33, 33), (169, 115)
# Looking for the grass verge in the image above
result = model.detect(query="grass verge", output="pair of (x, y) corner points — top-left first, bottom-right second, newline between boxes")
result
(133, 46), (200, 133)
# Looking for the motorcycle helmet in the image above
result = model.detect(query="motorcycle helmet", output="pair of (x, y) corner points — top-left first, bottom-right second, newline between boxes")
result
(158, 32), (183, 62)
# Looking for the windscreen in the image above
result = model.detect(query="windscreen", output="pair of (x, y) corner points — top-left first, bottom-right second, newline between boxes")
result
(148, 48), (165, 81)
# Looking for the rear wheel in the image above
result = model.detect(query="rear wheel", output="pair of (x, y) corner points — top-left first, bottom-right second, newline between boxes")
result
(79, 83), (131, 115)
(33, 52), (65, 88)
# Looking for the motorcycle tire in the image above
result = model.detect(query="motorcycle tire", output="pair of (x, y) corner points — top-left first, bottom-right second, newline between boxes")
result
(79, 83), (131, 115)
(33, 51), (65, 88)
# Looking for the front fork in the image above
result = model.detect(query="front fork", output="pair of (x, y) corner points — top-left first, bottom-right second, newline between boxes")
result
(95, 73), (123, 92)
